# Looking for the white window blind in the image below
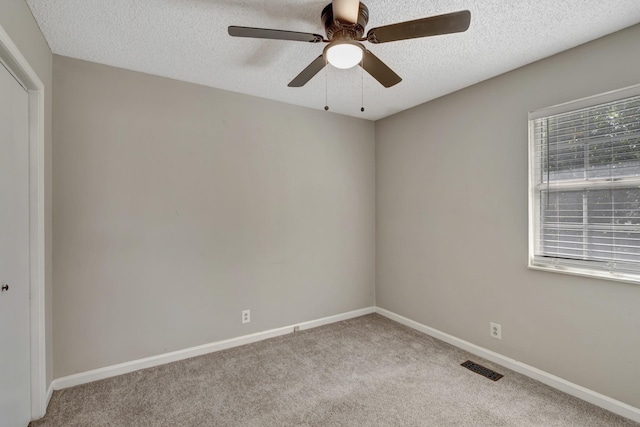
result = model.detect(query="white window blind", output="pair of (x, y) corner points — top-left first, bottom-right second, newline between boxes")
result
(530, 89), (640, 281)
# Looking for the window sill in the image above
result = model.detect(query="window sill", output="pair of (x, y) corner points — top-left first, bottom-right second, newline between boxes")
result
(528, 262), (640, 286)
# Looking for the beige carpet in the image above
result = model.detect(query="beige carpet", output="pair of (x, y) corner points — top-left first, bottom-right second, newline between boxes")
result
(31, 314), (639, 426)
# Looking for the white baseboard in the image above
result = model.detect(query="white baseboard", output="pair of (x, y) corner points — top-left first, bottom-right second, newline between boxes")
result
(296, 306), (374, 331)
(52, 306), (375, 391)
(375, 307), (640, 424)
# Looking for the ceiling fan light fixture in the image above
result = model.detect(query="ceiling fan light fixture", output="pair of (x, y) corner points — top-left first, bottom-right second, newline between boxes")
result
(324, 41), (364, 69)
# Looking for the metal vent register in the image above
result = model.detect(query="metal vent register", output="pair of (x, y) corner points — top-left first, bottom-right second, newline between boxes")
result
(461, 360), (503, 381)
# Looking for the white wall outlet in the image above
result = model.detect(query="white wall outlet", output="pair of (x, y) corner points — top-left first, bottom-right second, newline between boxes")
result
(242, 309), (250, 324)
(490, 322), (501, 340)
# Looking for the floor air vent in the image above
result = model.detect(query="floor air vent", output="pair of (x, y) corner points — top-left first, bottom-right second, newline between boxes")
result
(461, 360), (503, 381)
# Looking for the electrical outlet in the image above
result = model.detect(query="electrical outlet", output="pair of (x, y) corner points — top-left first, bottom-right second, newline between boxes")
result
(242, 309), (250, 324)
(490, 322), (501, 340)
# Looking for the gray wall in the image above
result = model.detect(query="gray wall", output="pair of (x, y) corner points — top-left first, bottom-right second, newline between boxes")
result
(376, 24), (640, 408)
(0, 0), (53, 388)
(53, 56), (375, 377)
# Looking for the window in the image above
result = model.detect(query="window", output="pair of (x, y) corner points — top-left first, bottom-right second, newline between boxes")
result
(529, 86), (640, 283)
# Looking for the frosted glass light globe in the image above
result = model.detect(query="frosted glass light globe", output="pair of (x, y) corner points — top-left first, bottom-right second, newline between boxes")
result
(326, 42), (363, 69)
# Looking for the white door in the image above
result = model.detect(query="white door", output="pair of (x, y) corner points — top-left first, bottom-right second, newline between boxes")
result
(0, 62), (31, 426)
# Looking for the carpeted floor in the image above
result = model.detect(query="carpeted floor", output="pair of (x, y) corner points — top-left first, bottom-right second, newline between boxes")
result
(31, 314), (639, 426)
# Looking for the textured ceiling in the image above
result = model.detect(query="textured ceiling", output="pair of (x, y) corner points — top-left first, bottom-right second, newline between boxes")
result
(26, 0), (640, 120)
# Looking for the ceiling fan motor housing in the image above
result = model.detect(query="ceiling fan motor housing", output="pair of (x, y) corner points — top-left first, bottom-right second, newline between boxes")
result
(322, 2), (369, 41)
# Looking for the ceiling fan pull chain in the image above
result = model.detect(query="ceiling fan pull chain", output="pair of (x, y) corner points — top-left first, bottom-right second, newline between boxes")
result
(361, 59), (365, 112)
(324, 58), (329, 111)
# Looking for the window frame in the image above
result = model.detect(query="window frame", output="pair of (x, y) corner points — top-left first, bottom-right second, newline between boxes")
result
(528, 83), (640, 284)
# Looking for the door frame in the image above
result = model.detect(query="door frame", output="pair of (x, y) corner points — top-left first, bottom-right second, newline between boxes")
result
(0, 24), (47, 420)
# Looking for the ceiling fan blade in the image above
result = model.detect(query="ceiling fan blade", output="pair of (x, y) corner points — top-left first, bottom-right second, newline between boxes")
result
(367, 10), (471, 44)
(228, 26), (323, 43)
(288, 55), (326, 87)
(332, 0), (360, 24)
(360, 50), (401, 88)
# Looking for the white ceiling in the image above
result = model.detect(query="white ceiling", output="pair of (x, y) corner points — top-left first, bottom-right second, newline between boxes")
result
(26, 0), (640, 121)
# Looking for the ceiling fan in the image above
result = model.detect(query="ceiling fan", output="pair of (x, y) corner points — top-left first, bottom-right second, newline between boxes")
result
(228, 0), (471, 88)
